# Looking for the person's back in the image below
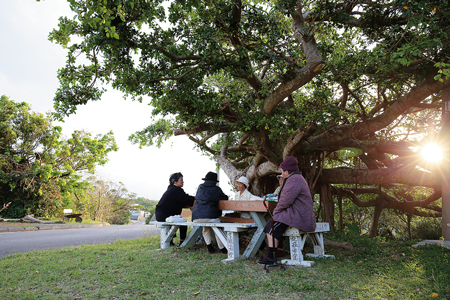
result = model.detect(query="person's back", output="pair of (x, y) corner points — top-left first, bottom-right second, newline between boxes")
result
(192, 180), (228, 220)
(274, 172), (315, 232)
(191, 171), (229, 254)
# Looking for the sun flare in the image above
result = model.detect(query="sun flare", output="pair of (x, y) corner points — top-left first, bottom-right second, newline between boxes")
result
(421, 143), (443, 163)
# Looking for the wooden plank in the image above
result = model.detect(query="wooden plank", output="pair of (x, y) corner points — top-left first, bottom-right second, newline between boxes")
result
(218, 200), (277, 212)
(149, 221), (255, 228)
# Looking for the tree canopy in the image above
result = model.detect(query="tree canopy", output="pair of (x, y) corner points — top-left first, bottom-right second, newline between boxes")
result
(0, 95), (118, 218)
(50, 0), (450, 234)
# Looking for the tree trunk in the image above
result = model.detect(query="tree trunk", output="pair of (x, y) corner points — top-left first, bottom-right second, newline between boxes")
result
(320, 183), (335, 231)
(324, 238), (364, 250)
(1, 215), (64, 224)
(369, 197), (384, 238)
(338, 194), (343, 231)
(407, 213), (412, 240)
(23, 215), (65, 223)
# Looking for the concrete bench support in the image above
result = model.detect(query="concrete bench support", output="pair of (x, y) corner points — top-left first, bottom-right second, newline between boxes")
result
(281, 222), (334, 267)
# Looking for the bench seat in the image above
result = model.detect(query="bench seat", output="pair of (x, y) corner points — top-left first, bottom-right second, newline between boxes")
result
(281, 222), (334, 267)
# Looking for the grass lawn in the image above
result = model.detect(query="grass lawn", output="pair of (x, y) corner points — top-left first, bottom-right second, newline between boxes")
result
(0, 233), (448, 299)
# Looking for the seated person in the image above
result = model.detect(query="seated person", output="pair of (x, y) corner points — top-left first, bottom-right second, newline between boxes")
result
(231, 176), (262, 219)
(192, 172), (229, 254)
(155, 172), (195, 246)
(258, 156), (316, 264)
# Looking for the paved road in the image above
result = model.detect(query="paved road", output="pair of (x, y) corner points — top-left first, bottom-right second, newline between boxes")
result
(0, 221), (160, 258)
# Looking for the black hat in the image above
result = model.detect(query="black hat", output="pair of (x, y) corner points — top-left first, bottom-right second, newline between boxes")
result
(202, 171), (218, 182)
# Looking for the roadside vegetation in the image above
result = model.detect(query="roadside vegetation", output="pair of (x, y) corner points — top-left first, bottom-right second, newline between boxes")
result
(1, 233), (448, 299)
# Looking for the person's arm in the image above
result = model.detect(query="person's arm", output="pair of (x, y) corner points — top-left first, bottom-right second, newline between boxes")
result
(249, 193), (262, 200)
(177, 188), (195, 207)
(217, 188), (229, 201)
(273, 177), (301, 214)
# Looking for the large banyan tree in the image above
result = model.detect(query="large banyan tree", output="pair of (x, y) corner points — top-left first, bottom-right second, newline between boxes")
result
(51, 0), (450, 235)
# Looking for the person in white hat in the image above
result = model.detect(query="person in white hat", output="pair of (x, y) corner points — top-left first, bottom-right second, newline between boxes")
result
(232, 176), (262, 219)
(233, 176), (261, 201)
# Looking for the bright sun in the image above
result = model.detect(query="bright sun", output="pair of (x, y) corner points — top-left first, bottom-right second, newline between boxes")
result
(421, 143), (443, 163)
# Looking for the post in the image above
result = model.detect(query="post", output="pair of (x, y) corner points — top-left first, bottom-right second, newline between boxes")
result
(442, 87), (450, 240)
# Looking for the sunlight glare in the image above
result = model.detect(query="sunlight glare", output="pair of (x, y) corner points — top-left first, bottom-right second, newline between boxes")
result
(421, 143), (443, 163)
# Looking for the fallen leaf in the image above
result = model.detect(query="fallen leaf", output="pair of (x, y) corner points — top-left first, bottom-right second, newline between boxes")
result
(35, 271), (39, 273)
(429, 293), (439, 298)
(193, 291), (200, 295)
(138, 292), (147, 296)
(81, 258), (85, 261)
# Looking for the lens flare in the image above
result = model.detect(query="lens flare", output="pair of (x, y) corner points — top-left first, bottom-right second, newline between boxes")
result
(421, 143), (443, 163)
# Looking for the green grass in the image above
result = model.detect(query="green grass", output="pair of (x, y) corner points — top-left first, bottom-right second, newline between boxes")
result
(0, 234), (448, 300)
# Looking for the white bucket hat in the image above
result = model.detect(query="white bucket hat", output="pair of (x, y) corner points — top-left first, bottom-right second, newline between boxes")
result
(235, 176), (249, 188)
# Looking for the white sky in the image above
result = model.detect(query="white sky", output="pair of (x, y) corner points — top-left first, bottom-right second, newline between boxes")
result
(0, 0), (234, 200)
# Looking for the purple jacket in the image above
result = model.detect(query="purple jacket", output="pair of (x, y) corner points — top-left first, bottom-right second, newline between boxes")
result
(273, 173), (316, 232)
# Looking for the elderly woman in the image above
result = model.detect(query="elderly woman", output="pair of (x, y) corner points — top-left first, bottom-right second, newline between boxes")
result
(258, 156), (316, 264)
(155, 172), (195, 246)
(232, 176), (262, 219)
(192, 172), (229, 254)
(234, 176), (262, 201)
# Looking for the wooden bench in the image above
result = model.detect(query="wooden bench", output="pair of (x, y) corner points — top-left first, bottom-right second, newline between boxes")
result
(62, 209), (83, 223)
(281, 222), (334, 267)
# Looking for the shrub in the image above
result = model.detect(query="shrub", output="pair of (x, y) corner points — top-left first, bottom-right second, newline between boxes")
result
(411, 219), (442, 240)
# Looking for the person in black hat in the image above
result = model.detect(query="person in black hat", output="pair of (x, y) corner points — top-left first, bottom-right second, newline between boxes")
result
(155, 172), (195, 246)
(192, 171), (229, 254)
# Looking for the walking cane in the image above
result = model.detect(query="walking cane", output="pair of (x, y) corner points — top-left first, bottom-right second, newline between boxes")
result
(262, 196), (286, 273)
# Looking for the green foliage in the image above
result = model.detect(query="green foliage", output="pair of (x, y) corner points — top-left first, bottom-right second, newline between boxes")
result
(411, 218), (442, 240)
(0, 95), (118, 218)
(134, 197), (157, 212)
(72, 175), (136, 224)
(347, 222), (360, 236)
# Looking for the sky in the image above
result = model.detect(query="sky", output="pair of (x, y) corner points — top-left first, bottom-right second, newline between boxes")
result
(0, 0), (234, 200)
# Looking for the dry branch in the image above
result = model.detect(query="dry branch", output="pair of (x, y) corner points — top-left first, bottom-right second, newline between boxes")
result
(0, 214), (65, 224)
(0, 202), (12, 214)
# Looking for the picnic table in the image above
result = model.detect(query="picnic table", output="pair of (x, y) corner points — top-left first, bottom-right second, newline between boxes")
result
(150, 200), (275, 264)
(150, 200), (332, 266)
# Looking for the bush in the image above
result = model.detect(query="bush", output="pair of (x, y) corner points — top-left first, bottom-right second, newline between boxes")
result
(411, 219), (442, 240)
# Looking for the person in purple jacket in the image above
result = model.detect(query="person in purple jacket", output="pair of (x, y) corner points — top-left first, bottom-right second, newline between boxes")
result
(258, 156), (316, 264)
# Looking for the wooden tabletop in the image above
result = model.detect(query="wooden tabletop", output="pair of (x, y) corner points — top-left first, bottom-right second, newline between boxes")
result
(218, 200), (276, 212)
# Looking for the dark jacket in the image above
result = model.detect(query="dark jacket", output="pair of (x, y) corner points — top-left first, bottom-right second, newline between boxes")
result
(192, 181), (229, 220)
(155, 185), (195, 221)
(273, 173), (316, 232)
